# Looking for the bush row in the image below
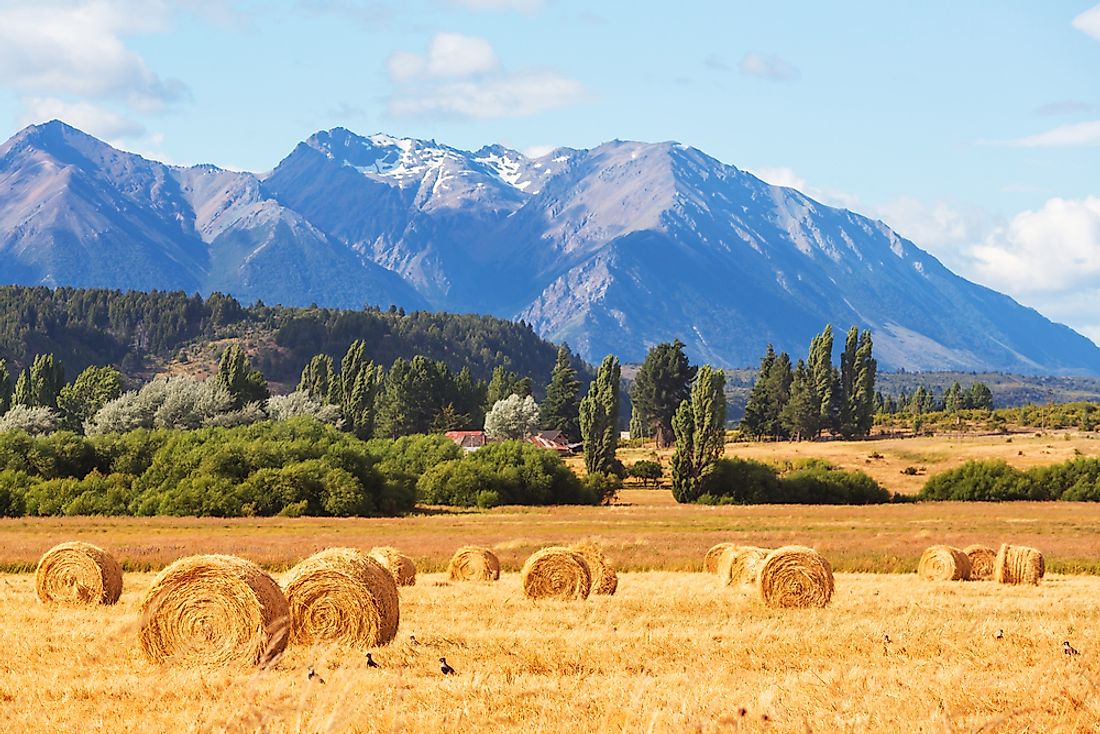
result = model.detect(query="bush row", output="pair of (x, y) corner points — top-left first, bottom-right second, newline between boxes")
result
(0, 420), (597, 518)
(694, 457), (892, 505)
(918, 457), (1100, 501)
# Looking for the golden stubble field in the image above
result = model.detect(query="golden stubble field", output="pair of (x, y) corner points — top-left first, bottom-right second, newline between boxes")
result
(2, 570), (1099, 733)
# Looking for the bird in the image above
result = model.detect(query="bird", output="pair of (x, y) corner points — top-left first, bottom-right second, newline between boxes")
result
(1064, 641), (1080, 656)
(308, 666), (326, 684)
(408, 634), (420, 646)
(995, 629), (1004, 640)
(883, 634), (892, 644)
(366, 653), (380, 669)
(440, 657), (456, 675)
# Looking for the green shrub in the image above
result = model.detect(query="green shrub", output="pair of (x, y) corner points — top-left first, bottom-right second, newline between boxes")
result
(628, 460), (662, 487)
(700, 458), (781, 504)
(919, 460), (1044, 501)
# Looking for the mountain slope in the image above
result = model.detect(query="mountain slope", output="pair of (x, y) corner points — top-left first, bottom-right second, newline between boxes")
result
(0, 121), (1097, 374)
(0, 121), (425, 311)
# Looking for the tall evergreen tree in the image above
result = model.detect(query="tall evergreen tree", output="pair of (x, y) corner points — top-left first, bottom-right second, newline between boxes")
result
(0, 359), (11, 416)
(741, 345), (777, 437)
(670, 365), (727, 503)
(298, 354), (336, 404)
(631, 340), (694, 448)
(217, 345), (268, 408)
(452, 367), (486, 429)
(780, 360), (819, 440)
(539, 346), (581, 440)
(965, 382), (994, 410)
(579, 355), (621, 475)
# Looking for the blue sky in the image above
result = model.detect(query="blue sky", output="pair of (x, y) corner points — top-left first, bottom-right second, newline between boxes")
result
(2, 1), (1100, 341)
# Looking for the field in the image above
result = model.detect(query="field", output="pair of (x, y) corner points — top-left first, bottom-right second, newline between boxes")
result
(3, 570), (1100, 733)
(6, 434), (1100, 732)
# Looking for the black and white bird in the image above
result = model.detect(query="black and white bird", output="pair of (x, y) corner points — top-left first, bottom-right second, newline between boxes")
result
(409, 634), (420, 646)
(883, 634), (891, 644)
(308, 666), (326, 684)
(995, 629), (1004, 640)
(440, 657), (456, 675)
(366, 653), (380, 668)
(1064, 640), (1080, 656)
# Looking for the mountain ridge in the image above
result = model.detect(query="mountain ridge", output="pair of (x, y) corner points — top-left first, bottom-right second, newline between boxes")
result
(0, 119), (1096, 375)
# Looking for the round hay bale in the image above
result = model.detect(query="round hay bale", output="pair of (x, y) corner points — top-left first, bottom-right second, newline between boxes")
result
(963, 544), (997, 581)
(717, 546), (770, 588)
(447, 546), (501, 582)
(757, 546), (834, 609)
(283, 548), (400, 647)
(139, 554), (289, 666)
(35, 541), (123, 606)
(918, 545), (971, 581)
(569, 542), (619, 595)
(994, 543), (1045, 585)
(704, 542), (738, 573)
(369, 546), (417, 586)
(521, 547), (591, 600)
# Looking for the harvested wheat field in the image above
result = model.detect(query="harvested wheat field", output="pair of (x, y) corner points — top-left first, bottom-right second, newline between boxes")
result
(2, 569), (1099, 733)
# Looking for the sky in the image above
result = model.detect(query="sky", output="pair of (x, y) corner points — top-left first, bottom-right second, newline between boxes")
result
(1, 0), (1099, 342)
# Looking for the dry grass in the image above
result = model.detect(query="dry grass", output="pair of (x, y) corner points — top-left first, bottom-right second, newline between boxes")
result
(6, 494), (1100, 576)
(604, 429), (1100, 496)
(3, 570), (1100, 732)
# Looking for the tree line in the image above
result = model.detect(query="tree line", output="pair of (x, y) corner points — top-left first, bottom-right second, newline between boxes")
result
(740, 325), (877, 440)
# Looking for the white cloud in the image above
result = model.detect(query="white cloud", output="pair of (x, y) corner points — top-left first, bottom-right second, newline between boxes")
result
(738, 51), (798, 82)
(386, 32), (499, 82)
(996, 120), (1100, 147)
(969, 196), (1100, 294)
(427, 33), (498, 77)
(386, 33), (584, 120)
(873, 197), (995, 265)
(388, 70), (585, 119)
(17, 97), (146, 141)
(748, 166), (860, 209)
(446, 0), (543, 11)
(1073, 3), (1100, 41)
(0, 1), (187, 112)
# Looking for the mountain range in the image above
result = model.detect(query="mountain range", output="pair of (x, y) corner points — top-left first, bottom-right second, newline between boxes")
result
(1, 120), (1097, 374)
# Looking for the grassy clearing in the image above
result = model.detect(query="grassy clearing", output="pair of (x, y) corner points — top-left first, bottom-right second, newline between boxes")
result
(3, 570), (1099, 733)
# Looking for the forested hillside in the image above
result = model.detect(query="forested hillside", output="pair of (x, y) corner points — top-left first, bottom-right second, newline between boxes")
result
(0, 286), (584, 390)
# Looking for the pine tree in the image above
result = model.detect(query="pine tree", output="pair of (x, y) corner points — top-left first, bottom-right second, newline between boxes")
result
(453, 367), (486, 429)
(780, 360), (819, 440)
(631, 340), (694, 448)
(741, 345), (776, 438)
(539, 346), (581, 440)
(216, 345), (268, 408)
(579, 355), (621, 475)
(670, 365), (726, 503)
(298, 354), (336, 404)
(966, 382), (994, 410)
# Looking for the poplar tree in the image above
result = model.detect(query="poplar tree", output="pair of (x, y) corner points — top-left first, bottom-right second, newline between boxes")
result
(806, 325), (838, 435)
(780, 360), (820, 440)
(13, 354), (66, 408)
(579, 355), (621, 475)
(298, 354), (336, 404)
(0, 359), (11, 416)
(216, 345), (268, 408)
(670, 365), (727, 502)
